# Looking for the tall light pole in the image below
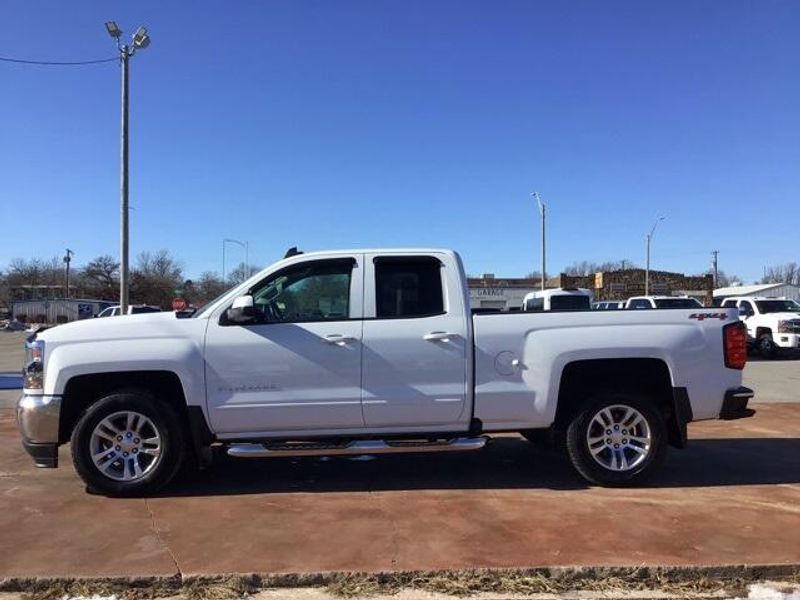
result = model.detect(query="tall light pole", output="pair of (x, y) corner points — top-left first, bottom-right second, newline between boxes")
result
(531, 192), (546, 291)
(645, 216), (665, 295)
(222, 238), (250, 283)
(105, 21), (151, 314)
(63, 249), (74, 298)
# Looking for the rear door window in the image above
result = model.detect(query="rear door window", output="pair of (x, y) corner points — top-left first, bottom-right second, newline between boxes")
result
(374, 257), (444, 318)
(628, 299), (651, 309)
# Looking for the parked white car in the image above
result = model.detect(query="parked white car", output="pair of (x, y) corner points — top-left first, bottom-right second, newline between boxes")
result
(522, 288), (592, 312)
(18, 248), (753, 496)
(96, 305), (162, 318)
(593, 301), (624, 310)
(719, 296), (800, 357)
(625, 296), (703, 310)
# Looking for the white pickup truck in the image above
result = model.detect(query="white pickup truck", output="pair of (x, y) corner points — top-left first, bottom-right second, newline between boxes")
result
(719, 296), (800, 357)
(18, 248), (754, 496)
(625, 296), (703, 310)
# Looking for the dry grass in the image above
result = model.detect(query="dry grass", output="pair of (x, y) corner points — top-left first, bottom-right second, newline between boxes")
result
(3, 567), (798, 600)
(324, 569), (754, 597)
(10, 575), (259, 600)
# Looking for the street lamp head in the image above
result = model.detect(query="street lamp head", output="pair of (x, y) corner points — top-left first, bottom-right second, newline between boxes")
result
(105, 21), (122, 38)
(132, 26), (150, 49)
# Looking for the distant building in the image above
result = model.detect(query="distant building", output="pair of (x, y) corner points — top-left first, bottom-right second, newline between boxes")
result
(713, 283), (800, 303)
(561, 268), (714, 305)
(467, 274), (544, 310)
(12, 298), (114, 323)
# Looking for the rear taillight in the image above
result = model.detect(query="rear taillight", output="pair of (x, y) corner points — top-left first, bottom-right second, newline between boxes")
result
(723, 322), (747, 370)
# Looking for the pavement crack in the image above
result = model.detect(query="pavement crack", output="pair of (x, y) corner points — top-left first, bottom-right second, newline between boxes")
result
(144, 498), (182, 579)
(375, 492), (399, 569)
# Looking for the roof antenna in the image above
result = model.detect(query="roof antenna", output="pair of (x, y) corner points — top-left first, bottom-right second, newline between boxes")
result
(284, 246), (303, 258)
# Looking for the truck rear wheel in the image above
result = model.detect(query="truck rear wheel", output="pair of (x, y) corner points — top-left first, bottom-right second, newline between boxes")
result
(70, 390), (185, 497)
(565, 393), (667, 486)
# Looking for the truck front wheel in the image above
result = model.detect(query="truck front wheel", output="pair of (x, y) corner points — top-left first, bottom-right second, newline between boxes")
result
(565, 393), (667, 486)
(70, 390), (186, 497)
(757, 333), (777, 359)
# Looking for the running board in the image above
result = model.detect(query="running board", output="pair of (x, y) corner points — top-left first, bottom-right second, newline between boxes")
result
(226, 437), (488, 458)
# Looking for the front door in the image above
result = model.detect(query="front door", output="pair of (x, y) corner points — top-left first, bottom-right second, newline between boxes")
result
(360, 254), (469, 428)
(204, 256), (365, 435)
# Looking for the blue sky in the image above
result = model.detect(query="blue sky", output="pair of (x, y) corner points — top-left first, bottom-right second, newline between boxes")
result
(1, 1), (798, 283)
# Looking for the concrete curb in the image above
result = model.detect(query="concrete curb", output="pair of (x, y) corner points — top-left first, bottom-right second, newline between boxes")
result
(1, 563), (798, 596)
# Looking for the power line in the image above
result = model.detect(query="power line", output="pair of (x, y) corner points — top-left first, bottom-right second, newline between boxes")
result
(0, 55), (117, 66)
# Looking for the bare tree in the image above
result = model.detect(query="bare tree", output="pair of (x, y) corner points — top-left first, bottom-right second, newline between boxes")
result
(562, 260), (638, 276)
(711, 270), (743, 288)
(761, 262), (800, 286)
(193, 271), (228, 306)
(226, 262), (261, 285)
(130, 250), (184, 308)
(78, 255), (119, 300)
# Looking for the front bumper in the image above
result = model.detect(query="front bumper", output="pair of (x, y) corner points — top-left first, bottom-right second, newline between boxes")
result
(720, 386), (755, 421)
(775, 333), (800, 349)
(16, 394), (61, 468)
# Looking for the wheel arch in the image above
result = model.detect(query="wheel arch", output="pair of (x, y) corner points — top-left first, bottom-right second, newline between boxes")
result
(59, 371), (213, 462)
(553, 358), (689, 449)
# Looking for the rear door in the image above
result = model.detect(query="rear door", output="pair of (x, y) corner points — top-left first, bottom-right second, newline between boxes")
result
(360, 254), (469, 429)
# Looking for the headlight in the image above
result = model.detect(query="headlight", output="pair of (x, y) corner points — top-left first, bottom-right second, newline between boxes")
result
(23, 338), (45, 390)
(777, 320), (800, 333)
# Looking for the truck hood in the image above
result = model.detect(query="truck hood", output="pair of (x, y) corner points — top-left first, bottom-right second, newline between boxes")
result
(756, 312), (800, 321)
(36, 312), (194, 345)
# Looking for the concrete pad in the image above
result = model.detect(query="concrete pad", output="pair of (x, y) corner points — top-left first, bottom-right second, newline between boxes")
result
(0, 404), (799, 579)
(0, 419), (178, 578)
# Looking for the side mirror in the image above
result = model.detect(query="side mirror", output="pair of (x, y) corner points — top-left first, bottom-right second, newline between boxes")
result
(226, 295), (257, 325)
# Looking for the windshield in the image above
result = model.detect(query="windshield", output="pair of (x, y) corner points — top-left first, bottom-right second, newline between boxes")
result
(653, 298), (702, 309)
(550, 295), (591, 311)
(755, 300), (800, 314)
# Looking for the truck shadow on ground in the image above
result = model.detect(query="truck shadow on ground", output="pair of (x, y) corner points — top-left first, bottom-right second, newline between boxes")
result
(158, 436), (800, 497)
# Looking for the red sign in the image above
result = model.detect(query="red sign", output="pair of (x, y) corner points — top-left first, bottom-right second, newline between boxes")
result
(172, 297), (187, 311)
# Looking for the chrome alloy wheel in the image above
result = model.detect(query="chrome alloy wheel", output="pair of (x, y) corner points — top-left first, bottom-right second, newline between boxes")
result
(585, 404), (652, 472)
(89, 410), (162, 482)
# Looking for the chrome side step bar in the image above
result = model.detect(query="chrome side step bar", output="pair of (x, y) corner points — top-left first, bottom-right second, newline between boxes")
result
(226, 436), (488, 458)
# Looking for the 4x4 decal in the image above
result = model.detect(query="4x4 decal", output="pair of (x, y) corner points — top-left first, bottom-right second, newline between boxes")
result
(689, 312), (728, 321)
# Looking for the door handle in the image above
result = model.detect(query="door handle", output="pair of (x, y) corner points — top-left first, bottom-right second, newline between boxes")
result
(323, 334), (356, 346)
(423, 331), (456, 342)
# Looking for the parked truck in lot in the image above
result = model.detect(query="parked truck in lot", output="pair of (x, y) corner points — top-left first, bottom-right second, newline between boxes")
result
(719, 296), (800, 358)
(624, 296), (703, 310)
(18, 248), (754, 496)
(521, 288), (592, 312)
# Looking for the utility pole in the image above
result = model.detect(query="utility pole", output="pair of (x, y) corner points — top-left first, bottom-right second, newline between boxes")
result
(645, 216), (665, 296)
(105, 22), (151, 314)
(223, 238), (250, 283)
(531, 192), (546, 291)
(711, 250), (719, 288)
(63, 249), (74, 298)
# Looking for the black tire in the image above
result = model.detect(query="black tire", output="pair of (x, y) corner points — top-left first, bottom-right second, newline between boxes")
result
(757, 333), (777, 359)
(565, 393), (667, 487)
(70, 390), (186, 497)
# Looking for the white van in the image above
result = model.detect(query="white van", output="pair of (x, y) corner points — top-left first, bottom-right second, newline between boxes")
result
(522, 288), (593, 312)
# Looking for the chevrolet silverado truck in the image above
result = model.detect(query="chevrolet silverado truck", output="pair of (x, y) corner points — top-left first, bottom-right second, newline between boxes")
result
(18, 248), (754, 496)
(719, 296), (800, 358)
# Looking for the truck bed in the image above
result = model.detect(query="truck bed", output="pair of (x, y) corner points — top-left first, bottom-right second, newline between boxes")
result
(471, 308), (742, 431)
